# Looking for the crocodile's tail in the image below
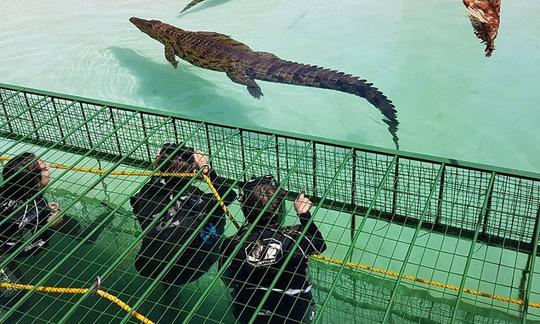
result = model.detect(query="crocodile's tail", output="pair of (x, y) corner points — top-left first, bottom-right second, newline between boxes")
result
(252, 60), (399, 148)
(484, 40), (496, 57)
(180, 0), (204, 13)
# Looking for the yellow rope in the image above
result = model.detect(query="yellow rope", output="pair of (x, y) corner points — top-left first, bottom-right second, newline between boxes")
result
(0, 282), (155, 324)
(0, 156), (239, 229)
(96, 290), (154, 324)
(202, 174), (240, 229)
(2, 155), (539, 309)
(310, 254), (540, 309)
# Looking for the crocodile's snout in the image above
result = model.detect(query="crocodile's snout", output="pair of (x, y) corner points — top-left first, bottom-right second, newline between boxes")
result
(129, 17), (160, 33)
(129, 17), (145, 27)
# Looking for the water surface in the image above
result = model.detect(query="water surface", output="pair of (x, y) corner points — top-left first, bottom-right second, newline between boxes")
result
(1, 0), (539, 172)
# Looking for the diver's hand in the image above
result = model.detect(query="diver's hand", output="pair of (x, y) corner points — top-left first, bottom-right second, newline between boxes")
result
(47, 202), (64, 227)
(193, 150), (210, 175)
(294, 192), (312, 215)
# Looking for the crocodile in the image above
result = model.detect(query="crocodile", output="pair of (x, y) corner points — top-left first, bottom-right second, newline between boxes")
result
(463, 0), (501, 57)
(130, 17), (399, 147)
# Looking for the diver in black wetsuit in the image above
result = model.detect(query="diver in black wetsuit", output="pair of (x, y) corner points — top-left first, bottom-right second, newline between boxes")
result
(219, 175), (327, 323)
(0, 154), (61, 258)
(0, 152), (111, 258)
(131, 143), (237, 285)
(0, 152), (111, 321)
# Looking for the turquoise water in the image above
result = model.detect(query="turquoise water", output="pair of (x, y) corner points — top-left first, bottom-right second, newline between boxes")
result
(1, 0), (539, 172)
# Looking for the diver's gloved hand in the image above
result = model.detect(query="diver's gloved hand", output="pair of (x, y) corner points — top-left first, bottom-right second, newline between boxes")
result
(294, 192), (313, 215)
(47, 201), (64, 228)
(193, 150), (211, 176)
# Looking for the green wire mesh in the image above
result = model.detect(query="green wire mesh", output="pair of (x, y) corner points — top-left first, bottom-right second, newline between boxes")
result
(0, 83), (539, 323)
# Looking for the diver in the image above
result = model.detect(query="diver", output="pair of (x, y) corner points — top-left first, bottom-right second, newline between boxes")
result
(0, 152), (112, 257)
(219, 175), (327, 323)
(131, 143), (237, 286)
(0, 153), (62, 259)
(0, 152), (112, 320)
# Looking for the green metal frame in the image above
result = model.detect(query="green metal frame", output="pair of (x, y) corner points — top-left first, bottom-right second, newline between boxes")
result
(0, 82), (539, 323)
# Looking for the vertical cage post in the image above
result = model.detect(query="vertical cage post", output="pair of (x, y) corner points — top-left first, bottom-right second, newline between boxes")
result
(51, 98), (68, 145)
(350, 149), (357, 244)
(79, 102), (95, 147)
(284, 138), (290, 187)
(518, 183), (536, 304)
(23, 92), (41, 141)
(449, 171), (496, 323)
(172, 118), (179, 144)
(391, 156), (399, 216)
(139, 113), (152, 161)
(312, 141), (317, 196)
(521, 203), (540, 323)
(239, 129), (247, 181)
(275, 136), (281, 184)
(481, 176), (495, 237)
(435, 164), (446, 226)
(108, 106), (123, 156)
(382, 164), (444, 323)
(205, 122), (212, 156)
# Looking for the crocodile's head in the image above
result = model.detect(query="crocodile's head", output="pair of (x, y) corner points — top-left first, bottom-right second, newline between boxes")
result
(130, 17), (163, 41)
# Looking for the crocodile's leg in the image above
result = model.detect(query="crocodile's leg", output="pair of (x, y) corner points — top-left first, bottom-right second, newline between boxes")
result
(226, 68), (263, 99)
(164, 42), (178, 68)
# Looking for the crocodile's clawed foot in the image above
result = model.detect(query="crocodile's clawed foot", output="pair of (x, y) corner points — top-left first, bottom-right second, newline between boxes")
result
(247, 86), (263, 99)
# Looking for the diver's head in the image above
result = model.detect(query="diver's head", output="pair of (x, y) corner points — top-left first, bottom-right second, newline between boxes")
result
(240, 175), (287, 227)
(2, 152), (50, 199)
(129, 17), (163, 41)
(154, 143), (196, 174)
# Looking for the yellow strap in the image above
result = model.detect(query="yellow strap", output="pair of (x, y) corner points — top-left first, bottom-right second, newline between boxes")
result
(202, 174), (240, 229)
(0, 156), (238, 229)
(310, 254), (540, 308)
(0, 282), (155, 323)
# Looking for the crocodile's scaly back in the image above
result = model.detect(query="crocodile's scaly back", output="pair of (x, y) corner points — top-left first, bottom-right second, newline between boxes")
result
(130, 17), (400, 148)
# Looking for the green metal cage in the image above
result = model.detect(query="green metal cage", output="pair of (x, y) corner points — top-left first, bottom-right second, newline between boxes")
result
(0, 83), (539, 323)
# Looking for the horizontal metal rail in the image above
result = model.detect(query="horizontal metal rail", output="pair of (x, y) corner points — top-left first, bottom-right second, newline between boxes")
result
(1, 82), (538, 181)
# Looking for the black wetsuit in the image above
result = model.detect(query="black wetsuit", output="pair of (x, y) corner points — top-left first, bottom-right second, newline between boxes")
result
(0, 191), (107, 258)
(219, 212), (327, 324)
(0, 190), (109, 323)
(0, 194), (54, 257)
(0, 193), (54, 318)
(131, 171), (237, 285)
